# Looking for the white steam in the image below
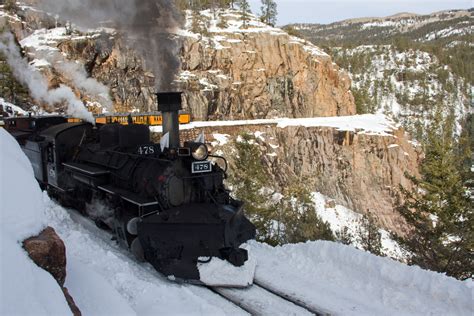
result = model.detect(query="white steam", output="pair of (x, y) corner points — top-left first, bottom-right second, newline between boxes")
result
(0, 32), (94, 123)
(51, 52), (113, 111)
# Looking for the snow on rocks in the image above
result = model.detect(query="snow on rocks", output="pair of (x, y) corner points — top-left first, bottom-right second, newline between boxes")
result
(311, 192), (404, 259)
(0, 129), (71, 315)
(0, 97), (28, 116)
(251, 240), (473, 315)
(20, 27), (102, 52)
(152, 114), (398, 137)
(211, 133), (230, 146)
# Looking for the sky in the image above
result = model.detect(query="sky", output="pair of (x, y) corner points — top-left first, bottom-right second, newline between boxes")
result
(248, 0), (473, 25)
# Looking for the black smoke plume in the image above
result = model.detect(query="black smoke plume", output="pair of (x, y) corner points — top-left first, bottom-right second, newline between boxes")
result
(36, 0), (183, 91)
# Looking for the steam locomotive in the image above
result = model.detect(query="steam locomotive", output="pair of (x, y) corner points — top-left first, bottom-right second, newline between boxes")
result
(5, 92), (256, 283)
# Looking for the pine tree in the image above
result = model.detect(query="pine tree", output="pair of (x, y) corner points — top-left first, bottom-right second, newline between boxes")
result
(229, 134), (334, 245)
(279, 182), (334, 244)
(4, 0), (19, 13)
(336, 226), (353, 245)
(259, 0), (277, 26)
(0, 49), (30, 107)
(356, 211), (383, 256)
(230, 134), (278, 244)
(394, 109), (474, 280)
(237, 0), (250, 29)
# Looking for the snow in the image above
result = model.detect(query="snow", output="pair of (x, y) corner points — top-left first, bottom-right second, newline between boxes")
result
(0, 129), (71, 316)
(0, 97), (28, 116)
(311, 192), (404, 259)
(30, 58), (51, 68)
(211, 133), (230, 146)
(424, 25), (474, 41)
(2, 118), (473, 315)
(65, 258), (135, 316)
(20, 27), (104, 52)
(362, 20), (398, 29)
(152, 114), (398, 137)
(197, 244), (256, 287)
(251, 240), (473, 315)
(336, 45), (471, 137)
(44, 197), (246, 315)
(20, 27), (68, 51)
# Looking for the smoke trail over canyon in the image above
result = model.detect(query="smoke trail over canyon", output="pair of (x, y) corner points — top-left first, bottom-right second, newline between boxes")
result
(0, 32), (94, 123)
(36, 0), (184, 91)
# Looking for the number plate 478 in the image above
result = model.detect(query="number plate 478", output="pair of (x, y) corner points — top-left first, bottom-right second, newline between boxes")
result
(137, 145), (156, 155)
(192, 161), (212, 173)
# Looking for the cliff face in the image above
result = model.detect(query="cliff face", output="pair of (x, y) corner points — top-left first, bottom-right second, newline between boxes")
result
(177, 119), (420, 233)
(178, 14), (356, 120)
(5, 7), (355, 118)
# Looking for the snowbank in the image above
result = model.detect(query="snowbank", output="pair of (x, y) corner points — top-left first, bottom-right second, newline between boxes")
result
(252, 240), (473, 315)
(0, 129), (71, 315)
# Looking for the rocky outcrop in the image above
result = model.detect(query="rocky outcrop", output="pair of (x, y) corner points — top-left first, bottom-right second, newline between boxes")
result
(23, 227), (81, 316)
(5, 7), (355, 119)
(179, 29), (356, 120)
(23, 227), (67, 284)
(180, 124), (420, 234)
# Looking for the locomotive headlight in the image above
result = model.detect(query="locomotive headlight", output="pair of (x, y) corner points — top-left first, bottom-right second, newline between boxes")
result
(192, 143), (208, 161)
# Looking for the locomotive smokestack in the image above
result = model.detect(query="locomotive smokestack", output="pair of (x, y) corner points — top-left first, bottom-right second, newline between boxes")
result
(157, 92), (182, 148)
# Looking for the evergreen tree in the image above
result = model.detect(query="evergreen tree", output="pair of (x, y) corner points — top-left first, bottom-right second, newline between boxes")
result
(394, 109), (474, 280)
(259, 0), (277, 26)
(0, 48), (30, 107)
(237, 0), (250, 28)
(230, 134), (334, 245)
(336, 226), (353, 245)
(4, 0), (19, 13)
(230, 134), (278, 244)
(356, 211), (383, 256)
(279, 182), (334, 244)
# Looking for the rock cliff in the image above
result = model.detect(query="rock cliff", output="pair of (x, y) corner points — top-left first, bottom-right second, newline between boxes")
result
(177, 10), (355, 120)
(175, 118), (420, 233)
(3, 7), (355, 118)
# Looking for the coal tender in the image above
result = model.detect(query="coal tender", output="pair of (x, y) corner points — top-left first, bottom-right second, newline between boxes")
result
(5, 92), (256, 285)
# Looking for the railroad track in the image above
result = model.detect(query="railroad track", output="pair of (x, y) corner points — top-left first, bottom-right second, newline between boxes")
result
(65, 207), (333, 316)
(211, 282), (331, 315)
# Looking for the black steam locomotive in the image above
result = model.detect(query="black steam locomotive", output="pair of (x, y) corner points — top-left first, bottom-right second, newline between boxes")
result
(5, 92), (256, 283)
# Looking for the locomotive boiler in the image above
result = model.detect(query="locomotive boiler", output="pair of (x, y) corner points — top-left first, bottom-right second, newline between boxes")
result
(5, 92), (256, 283)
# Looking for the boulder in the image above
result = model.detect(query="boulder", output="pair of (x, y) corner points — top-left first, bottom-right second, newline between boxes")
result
(23, 227), (82, 316)
(23, 226), (66, 286)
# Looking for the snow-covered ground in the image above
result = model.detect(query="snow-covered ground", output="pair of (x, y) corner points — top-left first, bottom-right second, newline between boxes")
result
(0, 97), (28, 116)
(311, 192), (404, 259)
(252, 240), (473, 315)
(2, 117), (472, 315)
